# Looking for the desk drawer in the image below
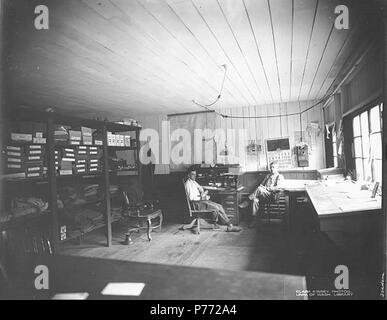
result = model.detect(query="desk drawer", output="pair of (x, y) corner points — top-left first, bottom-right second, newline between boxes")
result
(223, 205), (237, 213)
(222, 194), (237, 200)
(222, 203), (237, 211)
(222, 199), (237, 206)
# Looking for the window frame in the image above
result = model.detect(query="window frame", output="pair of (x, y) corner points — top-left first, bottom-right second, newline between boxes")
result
(351, 102), (383, 182)
(325, 122), (338, 169)
(331, 125), (338, 168)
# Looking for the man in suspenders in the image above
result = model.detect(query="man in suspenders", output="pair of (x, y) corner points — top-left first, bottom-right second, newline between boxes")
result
(242, 161), (284, 226)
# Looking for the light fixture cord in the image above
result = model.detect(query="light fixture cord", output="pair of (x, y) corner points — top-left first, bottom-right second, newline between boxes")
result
(192, 65), (227, 110)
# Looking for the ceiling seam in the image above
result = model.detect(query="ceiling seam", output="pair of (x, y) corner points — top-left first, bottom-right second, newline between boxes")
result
(313, 13), (363, 100)
(306, 23), (335, 100)
(59, 1), (197, 107)
(322, 23), (377, 103)
(30, 42), (185, 109)
(107, 2), (218, 97)
(189, 0), (254, 107)
(134, 0), (231, 104)
(297, 0), (319, 102)
(267, 0), (282, 102)
(289, 0), (294, 102)
(108, 16), (220, 99)
(163, 0), (245, 106)
(313, 29), (352, 100)
(242, 0), (274, 104)
(216, 0), (266, 105)
(191, 0), (259, 107)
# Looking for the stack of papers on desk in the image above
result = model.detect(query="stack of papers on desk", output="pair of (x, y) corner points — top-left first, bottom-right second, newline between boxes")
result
(203, 186), (219, 190)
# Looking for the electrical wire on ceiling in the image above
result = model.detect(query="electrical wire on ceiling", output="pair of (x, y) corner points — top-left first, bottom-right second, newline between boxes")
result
(192, 89), (331, 147)
(193, 91), (330, 121)
(191, 65), (331, 120)
(190, 61), (336, 145)
(192, 64), (227, 111)
(216, 96), (327, 119)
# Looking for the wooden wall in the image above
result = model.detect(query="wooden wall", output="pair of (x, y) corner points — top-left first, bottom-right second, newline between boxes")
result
(344, 45), (384, 115)
(0, 0), (6, 211)
(323, 40), (384, 173)
(240, 170), (317, 193)
(383, 16), (387, 272)
(214, 100), (325, 171)
(135, 100), (325, 173)
(324, 42), (383, 124)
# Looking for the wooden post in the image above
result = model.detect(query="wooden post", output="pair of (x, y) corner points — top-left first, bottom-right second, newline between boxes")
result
(46, 111), (59, 253)
(102, 123), (112, 247)
(0, 0), (6, 215)
(136, 129), (143, 194)
(383, 16), (387, 285)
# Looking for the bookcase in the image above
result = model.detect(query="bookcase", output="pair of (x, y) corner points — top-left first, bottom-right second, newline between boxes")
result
(0, 108), (142, 254)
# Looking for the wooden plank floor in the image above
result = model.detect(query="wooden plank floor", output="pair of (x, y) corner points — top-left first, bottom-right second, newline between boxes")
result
(57, 218), (382, 299)
(59, 221), (298, 275)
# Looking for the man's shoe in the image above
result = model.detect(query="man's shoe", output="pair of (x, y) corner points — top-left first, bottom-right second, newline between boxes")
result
(191, 227), (199, 234)
(238, 201), (249, 209)
(226, 225), (242, 232)
(213, 223), (221, 230)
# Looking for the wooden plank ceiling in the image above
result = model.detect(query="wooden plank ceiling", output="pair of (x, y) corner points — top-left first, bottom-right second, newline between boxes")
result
(5, 0), (379, 119)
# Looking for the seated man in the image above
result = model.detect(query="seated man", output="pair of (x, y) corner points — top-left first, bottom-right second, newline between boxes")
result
(184, 167), (241, 232)
(243, 161), (284, 226)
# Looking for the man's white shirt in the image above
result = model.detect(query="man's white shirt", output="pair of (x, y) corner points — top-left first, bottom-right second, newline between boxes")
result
(185, 178), (204, 201)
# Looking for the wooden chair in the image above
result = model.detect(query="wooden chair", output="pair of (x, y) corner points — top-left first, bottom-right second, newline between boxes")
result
(181, 179), (216, 234)
(0, 233), (9, 295)
(260, 192), (287, 224)
(121, 190), (163, 244)
(0, 260), (8, 290)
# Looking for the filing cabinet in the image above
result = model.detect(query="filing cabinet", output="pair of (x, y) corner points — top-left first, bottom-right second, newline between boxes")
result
(220, 191), (241, 225)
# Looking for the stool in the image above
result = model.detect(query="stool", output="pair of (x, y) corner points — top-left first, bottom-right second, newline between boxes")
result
(121, 209), (163, 245)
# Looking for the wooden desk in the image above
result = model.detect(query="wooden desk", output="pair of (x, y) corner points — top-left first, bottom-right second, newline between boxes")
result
(203, 186), (244, 225)
(305, 181), (382, 232)
(280, 180), (318, 232)
(281, 179), (319, 192)
(306, 181), (381, 216)
(10, 254), (307, 300)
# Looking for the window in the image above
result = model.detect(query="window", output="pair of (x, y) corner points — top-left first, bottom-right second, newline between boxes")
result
(352, 103), (383, 183)
(332, 126), (338, 168)
(324, 124), (337, 168)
